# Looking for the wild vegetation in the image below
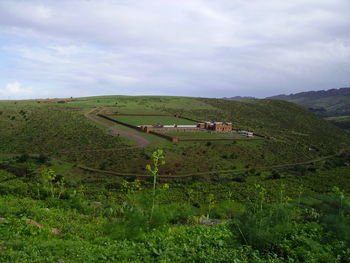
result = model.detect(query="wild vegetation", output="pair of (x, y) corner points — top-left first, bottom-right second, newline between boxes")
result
(326, 116), (350, 131)
(1, 96), (350, 262)
(112, 115), (197, 126)
(0, 105), (132, 154)
(268, 87), (350, 118)
(0, 150), (350, 262)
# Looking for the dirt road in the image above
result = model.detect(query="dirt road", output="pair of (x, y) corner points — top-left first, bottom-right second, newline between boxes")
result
(0, 108), (151, 157)
(84, 107), (151, 148)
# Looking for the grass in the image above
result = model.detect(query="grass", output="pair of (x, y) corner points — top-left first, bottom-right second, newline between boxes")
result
(1, 95), (349, 175)
(1, 95), (350, 262)
(113, 115), (197, 126)
(0, 105), (131, 154)
(164, 131), (254, 140)
(269, 89), (350, 117)
(325, 115), (350, 130)
(1, 154), (350, 262)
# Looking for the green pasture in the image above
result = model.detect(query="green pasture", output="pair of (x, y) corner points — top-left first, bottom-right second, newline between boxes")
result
(164, 131), (253, 140)
(113, 115), (197, 126)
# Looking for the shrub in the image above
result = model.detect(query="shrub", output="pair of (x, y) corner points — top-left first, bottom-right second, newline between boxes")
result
(211, 200), (245, 219)
(229, 204), (300, 252)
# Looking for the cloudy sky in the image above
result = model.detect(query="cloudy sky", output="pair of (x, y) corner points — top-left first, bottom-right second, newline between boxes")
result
(0, 0), (349, 99)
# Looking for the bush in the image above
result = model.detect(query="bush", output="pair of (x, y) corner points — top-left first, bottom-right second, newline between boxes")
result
(229, 204), (300, 252)
(266, 170), (281, 180)
(211, 200), (245, 219)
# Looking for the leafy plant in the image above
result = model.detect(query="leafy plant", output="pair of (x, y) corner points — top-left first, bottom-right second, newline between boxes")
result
(146, 149), (165, 221)
(39, 168), (65, 198)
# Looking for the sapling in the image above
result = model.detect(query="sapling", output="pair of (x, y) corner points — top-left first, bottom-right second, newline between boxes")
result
(332, 186), (345, 216)
(146, 149), (165, 221)
(254, 184), (267, 212)
(40, 168), (65, 198)
(206, 193), (216, 219)
(121, 179), (142, 206)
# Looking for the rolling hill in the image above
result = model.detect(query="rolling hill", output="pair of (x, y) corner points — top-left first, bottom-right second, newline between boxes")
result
(267, 87), (350, 117)
(1, 96), (350, 263)
(1, 96), (349, 174)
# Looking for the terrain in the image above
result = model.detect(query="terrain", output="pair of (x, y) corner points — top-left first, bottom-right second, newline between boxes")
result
(267, 87), (350, 117)
(1, 95), (350, 262)
(1, 96), (349, 174)
(267, 87), (350, 131)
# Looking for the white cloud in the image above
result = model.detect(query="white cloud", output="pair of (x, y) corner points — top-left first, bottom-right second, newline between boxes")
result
(0, 82), (33, 99)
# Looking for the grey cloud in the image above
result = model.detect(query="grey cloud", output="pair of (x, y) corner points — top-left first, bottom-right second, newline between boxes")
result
(0, 0), (349, 99)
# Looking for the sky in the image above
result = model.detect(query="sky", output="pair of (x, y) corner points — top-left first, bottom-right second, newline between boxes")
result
(0, 0), (349, 99)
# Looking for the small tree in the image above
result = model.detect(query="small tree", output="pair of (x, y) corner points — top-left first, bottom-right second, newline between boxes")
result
(146, 149), (165, 221)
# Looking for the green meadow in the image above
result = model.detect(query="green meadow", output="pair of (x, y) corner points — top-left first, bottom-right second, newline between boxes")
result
(113, 115), (197, 126)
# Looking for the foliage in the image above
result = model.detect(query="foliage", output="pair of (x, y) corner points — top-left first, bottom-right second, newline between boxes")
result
(0, 105), (130, 154)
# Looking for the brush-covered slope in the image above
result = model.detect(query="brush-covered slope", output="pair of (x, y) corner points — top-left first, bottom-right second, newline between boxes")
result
(0, 104), (131, 154)
(1, 96), (349, 174)
(267, 87), (350, 117)
(153, 97), (349, 152)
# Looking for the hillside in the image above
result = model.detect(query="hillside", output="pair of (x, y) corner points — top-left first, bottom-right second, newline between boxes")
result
(267, 87), (350, 117)
(0, 104), (133, 154)
(1, 96), (350, 262)
(1, 148), (350, 262)
(1, 96), (349, 175)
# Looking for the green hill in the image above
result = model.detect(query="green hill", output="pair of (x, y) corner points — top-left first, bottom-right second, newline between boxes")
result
(1, 96), (350, 262)
(0, 104), (133, 154)
(1, 96), (348, 175)
(267, 87), (350, 117)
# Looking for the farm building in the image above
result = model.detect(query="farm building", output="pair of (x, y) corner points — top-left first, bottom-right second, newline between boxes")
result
(198, 122), (233, 132)
(140, 126), (153, 133)
(137, 119), (234, 136)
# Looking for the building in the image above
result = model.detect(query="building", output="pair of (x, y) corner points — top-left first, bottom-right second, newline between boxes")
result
(239, 130), (253, 137)
(139, 126), (153, 133)
(140, 121), (233, 134)
(198, 121), (233, 132)
(213, 122), (232, 132)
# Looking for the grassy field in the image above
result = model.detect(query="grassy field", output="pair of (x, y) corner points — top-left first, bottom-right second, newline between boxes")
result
(164, 131), (253, 140)
(113, 115), (197, 126)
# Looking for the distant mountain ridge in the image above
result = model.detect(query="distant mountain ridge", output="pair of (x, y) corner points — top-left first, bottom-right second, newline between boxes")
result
(268, 87), (350, 100)
(223, 96), (256, 100)
(266, 87), (350, 118)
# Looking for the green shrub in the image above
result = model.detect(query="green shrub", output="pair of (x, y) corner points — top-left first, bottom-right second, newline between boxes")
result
(211, 200), (245, 219)
(230, 204), (300, 252)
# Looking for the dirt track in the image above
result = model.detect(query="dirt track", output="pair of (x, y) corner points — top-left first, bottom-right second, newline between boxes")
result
(0, 108), (151, 157)
(84, 107), (150, 148)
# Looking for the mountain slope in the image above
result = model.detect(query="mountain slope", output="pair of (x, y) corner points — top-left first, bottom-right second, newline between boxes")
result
(267, 87), (350, 117)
